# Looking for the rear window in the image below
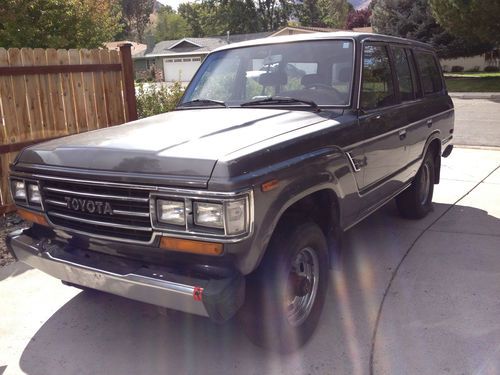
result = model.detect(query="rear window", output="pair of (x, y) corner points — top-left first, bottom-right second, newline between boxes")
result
(392, 47), (415, 101)
(415, 51), (443, 95)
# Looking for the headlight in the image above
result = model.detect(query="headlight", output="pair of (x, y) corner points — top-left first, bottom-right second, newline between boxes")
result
(11, 180), (26, 200)
(28, 184), (41, 204)
(224, 199), (247, 235)
(194, 202), (224, 229)
(157, 199), (185, 226)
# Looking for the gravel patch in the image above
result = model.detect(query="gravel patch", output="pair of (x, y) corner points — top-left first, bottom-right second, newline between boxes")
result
(0, 213), (28, 267)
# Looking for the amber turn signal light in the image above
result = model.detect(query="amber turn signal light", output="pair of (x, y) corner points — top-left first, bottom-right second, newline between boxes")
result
(159, 236), (223, 256)
(17, 208), (49, 227)
(261, 179), (279, 192)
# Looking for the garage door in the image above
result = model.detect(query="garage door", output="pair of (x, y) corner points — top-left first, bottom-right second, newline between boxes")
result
(164, 58), (201, 83)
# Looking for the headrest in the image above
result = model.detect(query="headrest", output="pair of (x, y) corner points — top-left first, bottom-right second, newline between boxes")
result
(301, 74), (322, 86)
(258, 71), (287, 86)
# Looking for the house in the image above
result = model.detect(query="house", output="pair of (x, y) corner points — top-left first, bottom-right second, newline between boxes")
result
(133, 32), (271, 83)
(105, 41), (147, 56)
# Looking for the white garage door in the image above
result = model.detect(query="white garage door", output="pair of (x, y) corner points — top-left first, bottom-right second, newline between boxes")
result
(164, 58), (201, 83)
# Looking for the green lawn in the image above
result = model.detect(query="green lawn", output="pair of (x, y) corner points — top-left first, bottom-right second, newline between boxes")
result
(445, 74), (500, 92)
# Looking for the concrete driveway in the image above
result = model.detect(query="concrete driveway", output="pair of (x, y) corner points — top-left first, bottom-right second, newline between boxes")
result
(1, 146), (499, 375)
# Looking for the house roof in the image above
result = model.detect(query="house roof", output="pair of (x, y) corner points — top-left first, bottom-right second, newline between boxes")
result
(104, 41), (147, 57)
(135, 32), (273, 59)
(270, 26), (340, 37)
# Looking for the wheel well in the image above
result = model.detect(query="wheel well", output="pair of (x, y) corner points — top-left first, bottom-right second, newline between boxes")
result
(427, 138), (441, 184)
(279, 189), (339, 238)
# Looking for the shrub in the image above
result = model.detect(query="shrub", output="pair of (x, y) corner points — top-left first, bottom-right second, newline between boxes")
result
(136, 82), (185, 118)
(451, 65), (464, 72)
(484, 66), (500, 72)
(467, 66), (480, 72)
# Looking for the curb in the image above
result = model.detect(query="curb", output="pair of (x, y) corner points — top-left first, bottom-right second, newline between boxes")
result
(449, 92), (500, 99)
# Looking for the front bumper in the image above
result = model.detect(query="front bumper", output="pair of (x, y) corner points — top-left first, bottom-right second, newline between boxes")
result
(6, 229), (245, 323)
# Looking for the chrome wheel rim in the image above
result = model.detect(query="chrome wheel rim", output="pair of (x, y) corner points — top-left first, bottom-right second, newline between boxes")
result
(418, 162), (431, 206)
(286, 247), (320, 327)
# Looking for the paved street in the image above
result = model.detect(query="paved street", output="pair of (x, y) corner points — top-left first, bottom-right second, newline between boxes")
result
(1, 146), (499, 375)
(453, 97), (500, 147)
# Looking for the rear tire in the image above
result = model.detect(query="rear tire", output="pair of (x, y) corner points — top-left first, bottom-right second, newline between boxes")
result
(396, 151), (435, 219)
(239, 219), (329, 353)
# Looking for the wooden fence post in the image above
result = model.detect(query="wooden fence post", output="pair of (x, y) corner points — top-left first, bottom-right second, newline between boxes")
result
(119, 43), (138, 122)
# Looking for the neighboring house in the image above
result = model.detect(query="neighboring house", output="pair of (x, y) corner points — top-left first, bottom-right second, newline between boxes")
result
(105, 41), (147, 56)
(270, 26), (339, 37)
(133, 32), (271, 83)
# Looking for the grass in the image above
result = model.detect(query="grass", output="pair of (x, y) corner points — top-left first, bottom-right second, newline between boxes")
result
(444, 72), (500, 78)
(444, 74), (500, 92)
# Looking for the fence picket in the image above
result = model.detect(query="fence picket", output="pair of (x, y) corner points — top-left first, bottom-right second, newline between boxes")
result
(45, 49), (67, 137)
(7, 49), (31, 143)
(0, 48), (19, 145)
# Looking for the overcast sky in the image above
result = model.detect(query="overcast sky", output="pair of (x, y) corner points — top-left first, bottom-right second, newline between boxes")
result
(158, 0), (185, 10)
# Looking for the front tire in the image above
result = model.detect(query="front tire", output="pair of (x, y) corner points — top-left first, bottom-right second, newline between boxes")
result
(239, 219), (329, 353)
(396, 151), (435, 219)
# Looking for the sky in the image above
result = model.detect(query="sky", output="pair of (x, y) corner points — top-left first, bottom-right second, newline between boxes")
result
(158, 0), (184, 10)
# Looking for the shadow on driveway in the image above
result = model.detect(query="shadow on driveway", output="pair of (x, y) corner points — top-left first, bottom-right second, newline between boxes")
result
(16, 202), (500, 375)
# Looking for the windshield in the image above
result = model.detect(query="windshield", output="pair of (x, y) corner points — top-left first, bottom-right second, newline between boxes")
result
(180, 39), (354, 108)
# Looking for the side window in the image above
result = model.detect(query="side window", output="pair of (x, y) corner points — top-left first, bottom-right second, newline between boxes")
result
(415, 51), (443, 95)
(392, 47), (415, 101)
(361, 44), (395, 110)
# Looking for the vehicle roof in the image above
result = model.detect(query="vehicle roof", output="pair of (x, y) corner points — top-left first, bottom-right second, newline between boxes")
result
(213, 31), (434, 53)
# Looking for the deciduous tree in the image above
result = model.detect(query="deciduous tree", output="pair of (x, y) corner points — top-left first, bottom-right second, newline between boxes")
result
(0, 0), (122, 49)
(345, 8), (371, 29)
(371, 0), (492, 59)
(429, 0), (500, 44)
(121, 0), (155, 42)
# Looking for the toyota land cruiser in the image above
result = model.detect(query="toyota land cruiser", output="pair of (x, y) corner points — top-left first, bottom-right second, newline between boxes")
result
(7, 32), (454, 352)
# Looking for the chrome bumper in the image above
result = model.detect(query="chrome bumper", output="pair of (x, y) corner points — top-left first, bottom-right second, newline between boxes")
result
(7, 229), (244, 322)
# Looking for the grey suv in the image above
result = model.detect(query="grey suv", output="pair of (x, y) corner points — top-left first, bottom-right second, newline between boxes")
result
(7, 32), (454, 352)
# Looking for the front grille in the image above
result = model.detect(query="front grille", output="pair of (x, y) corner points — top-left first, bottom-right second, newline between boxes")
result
(40, 179), (153, 243)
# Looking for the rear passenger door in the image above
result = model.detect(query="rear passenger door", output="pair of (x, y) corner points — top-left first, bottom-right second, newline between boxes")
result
(357, 43), (409, 198)
(404, 50), (451, 174)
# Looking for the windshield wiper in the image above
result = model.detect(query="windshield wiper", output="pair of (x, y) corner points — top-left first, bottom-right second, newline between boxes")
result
(240, 96), (320, 111)
(178, 99), (228, 108)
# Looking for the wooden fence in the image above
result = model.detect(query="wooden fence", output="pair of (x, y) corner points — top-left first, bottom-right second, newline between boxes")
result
(0, 44), (137, 214)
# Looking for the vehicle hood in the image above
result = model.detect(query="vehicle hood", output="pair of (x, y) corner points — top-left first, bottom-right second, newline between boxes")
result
(16, 108), (333, 185)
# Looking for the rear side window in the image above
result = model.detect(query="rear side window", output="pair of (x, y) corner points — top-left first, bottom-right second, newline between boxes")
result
(415, 51), (443, 95)
(392, 47), (415, 101)
(361, 44), (395, 110)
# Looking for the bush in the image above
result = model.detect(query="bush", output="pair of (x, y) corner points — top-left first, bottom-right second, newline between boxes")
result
(451, 65), (464, 72)
(484, 66), (500, 72)
(136, 82), (185, 119)
(467, 66), (480, 72)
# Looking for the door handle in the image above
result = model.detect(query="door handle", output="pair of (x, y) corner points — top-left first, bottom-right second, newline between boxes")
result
(426, 119), (433, 127)
(399, 130), (407, 140)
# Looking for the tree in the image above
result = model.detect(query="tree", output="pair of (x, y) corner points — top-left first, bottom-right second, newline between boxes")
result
(153, 10), (191, 41)
(295, 0), (352, 29)
(121, 0), (155, 42)
(430, 0), (500, 45)
(0, 0), (122, 49)
(178, 0), (261, 36)
(371, 0), (492, 59)
(257, 0), (293, 31)
(345, 8), (371, 29)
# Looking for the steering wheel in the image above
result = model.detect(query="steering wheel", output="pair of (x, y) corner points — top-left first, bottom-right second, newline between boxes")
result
(305, 83), (342, 98)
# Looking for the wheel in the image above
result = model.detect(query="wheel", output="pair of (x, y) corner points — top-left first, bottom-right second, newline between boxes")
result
(396, 151), (435, 219)
(239, 219), (329, 353)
